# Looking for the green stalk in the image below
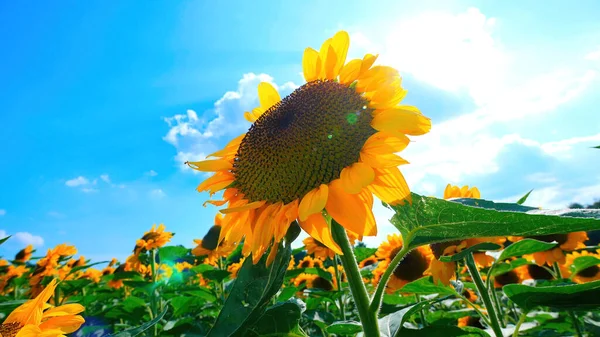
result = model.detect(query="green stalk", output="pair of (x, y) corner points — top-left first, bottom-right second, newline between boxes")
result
(512, 312), (527, 337)
(465, 253), (504, 337)
(333, 255), (346, 320)
(568, 311), (583, 337)
(455, 293), (492, 326)
(370, 242), (410, 312)
(217, 257), (226, 303)
(415, 294), (427, 327)
(553, 262), (563, 279)
(490, 285), (506, 328)
(150, 249), (158, 337)
(331, 220), (379, 337)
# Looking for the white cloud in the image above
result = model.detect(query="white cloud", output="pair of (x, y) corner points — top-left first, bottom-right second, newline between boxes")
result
(585, 49), (600, 61)
(13, 232), (44, 247)
(81, 188), (98, 193)
(145, 170), (158, 177)
(0, 209), (5, 216)
(65, 176), (89, 187)
(100, 174), (111, 183)
(163, 73), (298, 172)
(150, 189), (166, 199)
(0, 230), (6, 238)
(47, 211), (66, 219)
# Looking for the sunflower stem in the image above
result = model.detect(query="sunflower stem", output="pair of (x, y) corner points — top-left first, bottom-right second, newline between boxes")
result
(333, 255), (346, 320)
(512, 312), (528, 337)
(415, 294), (427, 327)
(217, 257), (225, 303)
(465, 253), (504, 337)
(553, 262), (563, 279)
(150, 249), (158, 337)
(370, 241), (410, 313)
(331, 220), (379, 337)
(456, 293), (492, 326)
(568, 311), (583, 337)
(490, 285), (506, 328)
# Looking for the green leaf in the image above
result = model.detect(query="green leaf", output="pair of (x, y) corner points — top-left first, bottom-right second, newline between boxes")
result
(450, 197), (538, 212)
(107, 307), (168, 337)
(285, 267), (333, 281)
(184, 289), (217, 302)
(439, 242), (502, 262)
(497, 239), (557, 261)
(207, 240), (292, 337)
(112, 271), (143, 281)
(355, 247), (377, 262)
(60, 279), (93, 296)
(0, 236), (10, 246)
(490, 258), (529, 277)
(401, 277), (456, 296)
(277, 286), (299, 302)
(158, 245), (190, 263)
(203, 269), (231, 282)
(398, 326), (490, 336)
(68, 261), (109, 275)
(369, 299), (437, 337)
(244, 300), (306, 337)
(326, 321), (363, 334)
(516, 189), (534, 205)
(593, 145), (600, 149)
(503, 280), (600, 311)
(191, 264), (215, 274)
(121, 296), (147, 313)
(170, 296), (195, 316)
(391, 193), (600, 250)
(571, 255), (600, 275)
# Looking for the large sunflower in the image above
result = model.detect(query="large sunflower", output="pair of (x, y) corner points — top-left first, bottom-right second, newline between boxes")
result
(186, 31), (431, 263)
(0, 279), (85, 337)
(304, 230), (357, 260)
(373, 234), (433, 292)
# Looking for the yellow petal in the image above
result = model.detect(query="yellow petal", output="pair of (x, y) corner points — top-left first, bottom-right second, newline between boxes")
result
(330, 31), (350, 77)
(220, 200), (266, 214)
(361, 132), (410, 155)
(186, 159), (232, 172)
(358, 189), (377, 236)
(360, 54), (378, 74)
(42, 304), (85, 318)
(298, 184), (329, 221)
(368, 167), (411, 206)
(302, 47), (321, 82)
(339, 59), (362, 85)
(360, 151), (408, 169)
(471, 187), (481, 199)
(324, 44), (338, 80)
(39, 315), (85, 333)
(258, 82), (281, 110)
(207, 133), (245, 158)
(318, 38), (332, 79)
(196, 172), (235, 195)
(325, 179), (372, 236)
(298, 213), (342, 255)
(371, 106), (432, 136)
(244, 111), (257, 122)
(6, 279), (58, 326)
(443, 184), (454, 199)
(266, 242), (280, 267)
(340, 162), (375, 194)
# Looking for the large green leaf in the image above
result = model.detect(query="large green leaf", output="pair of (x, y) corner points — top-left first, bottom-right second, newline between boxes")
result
(391, 193), (600, 250)
(158, 245), (191, 263)
(516, 189), (533, 205)
(326, 321), (362, 335)
(0, 236), (10, 245)
(401, 277), (455, 296)
(439, 242), (502, 262)
(570, 255), (600, 276)
(207, 241), (292, 336)
(398, 326), (490, 336)
(244, 300), (307, 337)
(503, 280), (600, 311)
(107, 307), (168, 337)
(497, 239), (557, 261)
(359, 298), (438, 337)
(355, 247), (377, 262)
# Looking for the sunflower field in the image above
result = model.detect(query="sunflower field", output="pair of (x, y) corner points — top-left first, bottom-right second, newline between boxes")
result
(2, 31), (600, 337)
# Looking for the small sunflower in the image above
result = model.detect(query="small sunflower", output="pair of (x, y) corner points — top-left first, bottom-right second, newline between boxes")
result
(457, 316), (485, 329)
(133, 224), (173, 254)
(79, 268), (103, 283)
(493, 270), (523, 288)
(304, 230), (357, 260)
(515, 264), (554, 281)
(192, 214), (236, 264)
(228, 257), (246, 278)
(373, 234), (433, 292)
(0, 278), (85, 336)
(109, 258), (119, 267)
(293, 273), (318, 289)
(0, 265), (29, 294)
(187, 30), (431, 264)
(462, 288), (478, 302)
(14, 245), (34, 263)
(296, 255), (324, 269)
(174, 261), (194, 273)
(108, 279), (124, 290)
(359, 256), (378, 269)
(515, 232), (588, 266)
(561, 250), (600, 283)
(444, 184), (481, 199)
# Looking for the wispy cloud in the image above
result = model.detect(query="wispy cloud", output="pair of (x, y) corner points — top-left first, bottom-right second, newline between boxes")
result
(100, 174), (111, 183)
(0, 229), (44, 247)
(0, 209), (5, 216)
(65, 176), (90, 187)
(150, 189), (166, 199)
(145, 170), (158, 177)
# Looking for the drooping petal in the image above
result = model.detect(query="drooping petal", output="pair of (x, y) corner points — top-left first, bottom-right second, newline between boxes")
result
(196, 172), (235, 195)
(186, 159), (232, 172)
(302, 47), (322, 82)
(368, 167), (412, 206)
(220, 200), (266, 214)
(298, 184), (329, 221)
(298, 213), (342, 255)
(266, 242), (279, 267)
(358, 189), (377, 236)
(207, 133), (245, 158)
(340, 162), (375, 194)
(371, 106), (432, 136)
(38, 315), (86, 333)
(42, 304), (85, 318)
(258, 82), (281, 110)
(326, 179), (374, 236)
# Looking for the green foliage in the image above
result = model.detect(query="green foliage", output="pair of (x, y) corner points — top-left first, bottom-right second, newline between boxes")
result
(158, 245), (191, 263)
(207, 241), (292, 336)
(0, 235), (10, 245)
(355, 247), (377, 262)
(370, 299), (438, 337)
(107, 307), (168, 337)
(326, 321), (363, 334)
(497, 239), (557, 261)
(390, 193), (600, 250)
(401, 277), (455, 296)
(504, 280), (600, 311)
(439, 242), (502, 262)
(399, 326), (490, 336)
(516, 189), (534, 205)
(570, 255), (600, 276)
(244, 300), (306, 337)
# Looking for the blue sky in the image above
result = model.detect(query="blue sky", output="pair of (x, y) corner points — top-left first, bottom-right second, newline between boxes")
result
(1, 1), (600, 261)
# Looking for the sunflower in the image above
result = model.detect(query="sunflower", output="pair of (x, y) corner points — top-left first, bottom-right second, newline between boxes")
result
(515, 232), (588, 266)
(304, 230), (358, 260)
(462, 288), (478, 302)
(296, 255), (324, 269)
(186, 30), (431, 264)
(444, 184), (481, 199)
(109, 258), (119, 267)
(457, 316), (485, 329)
(133, 224), (173, 254)
(293, 273), (318, 289)
(373, 234), (433, 292)
(108, 279), (124, 290)
(0, 279), (85, 336)
(0, 265), (29, 295)
(515, 264), (554, 281)
(174, 261), (194, 273)
(228, 257), (246, 278)
(561, 250), (600, 283)
(14, 245), (34, 263)
(492, 269), (523, 288)
(359, 256), (378, 269)
(192, 214), (236, 264)
(79, 268), (103, 283)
